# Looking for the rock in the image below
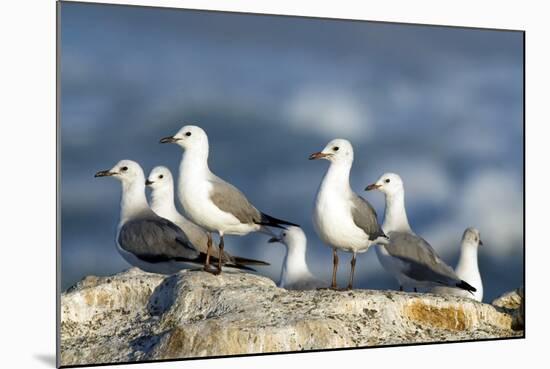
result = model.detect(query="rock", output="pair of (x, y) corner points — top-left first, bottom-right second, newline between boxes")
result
(492, 288), (524, 330)
(60, 268), (523, 366)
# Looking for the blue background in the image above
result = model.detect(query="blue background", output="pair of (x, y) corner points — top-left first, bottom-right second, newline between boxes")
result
(60, 3), (524, 302)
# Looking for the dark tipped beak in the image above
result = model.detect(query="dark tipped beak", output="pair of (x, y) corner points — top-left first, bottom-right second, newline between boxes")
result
(94, 170), (114, 178)
(479, 239), (484, 246)
(365, 183), (381, 191)
(309, 152), (329, 160)
(268, 237), (281, 244)
(145, 179), (154, 186)
(159, 136), (178, 144)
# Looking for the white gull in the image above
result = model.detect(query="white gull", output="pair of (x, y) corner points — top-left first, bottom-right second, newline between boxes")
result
(309, 139), (387, 290)
(365, 173), (476, 293)
(432, 227), (484, 301)
(146, 165), (269, 271)
(268, 226), (325, 290)
(160, 125), (298, 274)
(94, 160), (208, 274)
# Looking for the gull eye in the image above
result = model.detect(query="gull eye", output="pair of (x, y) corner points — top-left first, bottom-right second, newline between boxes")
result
(385, 178), (390, 183)
(333, 146), (339, 152)
(159, 174), (164, 179)
(121, 166), (128, 172)
(185, 132), (192, 137)
(283, 233), (287, 237)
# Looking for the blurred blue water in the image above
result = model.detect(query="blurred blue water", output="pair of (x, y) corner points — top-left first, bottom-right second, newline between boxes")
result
(60, 3), (523, 302)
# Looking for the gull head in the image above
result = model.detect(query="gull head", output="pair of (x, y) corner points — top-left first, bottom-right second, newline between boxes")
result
(365, 172), (404, 196)
(309, 138), (354, 164)
(146, 166), (173, 190)
(462, 227), (483, 247)
(160, 125), (208, 151)
(268, 226), (307, 250)
(95, 160), (145, 184)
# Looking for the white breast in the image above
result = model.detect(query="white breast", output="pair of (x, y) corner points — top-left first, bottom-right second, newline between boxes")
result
(455, 264), (483, 301)
(313, 188), (370, 252)
(281, 274), (326, 290)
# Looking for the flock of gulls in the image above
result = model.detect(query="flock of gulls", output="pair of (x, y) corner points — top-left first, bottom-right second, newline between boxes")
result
(95, 124), (484, 302)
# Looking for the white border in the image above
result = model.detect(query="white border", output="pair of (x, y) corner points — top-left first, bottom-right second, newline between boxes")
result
(2, 1), (548, 368)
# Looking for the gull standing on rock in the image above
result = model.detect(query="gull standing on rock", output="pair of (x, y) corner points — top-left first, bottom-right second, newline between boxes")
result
(160, 125), (298, 274)
(365, 173), (476, 293)
(310, 139), (387, 290)
(146, 165), (270, 271)
(268, 226), (326, 290)
(94, 160), (222, 274)
(432, 228), (484, 301)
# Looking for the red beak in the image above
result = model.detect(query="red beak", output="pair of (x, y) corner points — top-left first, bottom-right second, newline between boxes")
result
(309, 152), (329, 160)
(365, 183), (381, 191)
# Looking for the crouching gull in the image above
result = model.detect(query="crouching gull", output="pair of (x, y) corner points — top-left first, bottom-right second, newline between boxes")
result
(309, 139), (388, 290)
(432, 227), (484, 301)
(268, 226), (326, 290)
(94, 160), (246, 274)
(146, 165), (270, 271)
(365, 173), (476, 293)
(160, 125), (298, 274)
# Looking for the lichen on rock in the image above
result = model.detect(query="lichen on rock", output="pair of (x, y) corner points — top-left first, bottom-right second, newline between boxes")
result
(60, 268), (524, 366)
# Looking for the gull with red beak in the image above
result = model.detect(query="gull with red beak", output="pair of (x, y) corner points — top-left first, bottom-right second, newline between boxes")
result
(160, 125), (298, 274)
(309, 138), (387, 290)
(365, 173), (476, 294)
(432, 227), (484, 301)
(94, 160), (221, 274)
(146, 165), (270, 271)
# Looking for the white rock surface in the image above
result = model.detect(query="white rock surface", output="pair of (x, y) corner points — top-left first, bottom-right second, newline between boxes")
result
(60, 268), (523, 366)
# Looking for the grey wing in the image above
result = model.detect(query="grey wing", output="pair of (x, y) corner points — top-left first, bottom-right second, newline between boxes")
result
(350, 193), (386, 240)
(385, 231), (460, 286)
(177, 221), (209, 252)
(208, 176), (262, 224)
(118, 217), (200, 263)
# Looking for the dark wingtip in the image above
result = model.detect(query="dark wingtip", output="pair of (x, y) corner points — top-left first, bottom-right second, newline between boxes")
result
(225, 263), (257, 272)
(257, 222), (287, 230)
(191, 253), (263, 272)
(369, 230), (389, 242)
(232, 256), (270, 266)
(456, 280), (477, 293)
(259, 212), (300, 228)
